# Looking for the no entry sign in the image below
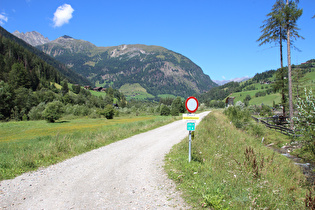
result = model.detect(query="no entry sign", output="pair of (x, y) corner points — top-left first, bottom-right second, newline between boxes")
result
(185, 96), (199, 113)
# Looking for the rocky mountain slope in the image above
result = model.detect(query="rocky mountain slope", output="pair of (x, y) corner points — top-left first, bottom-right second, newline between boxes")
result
(35, 35), (217, 97)
(13, 31), (50, 46)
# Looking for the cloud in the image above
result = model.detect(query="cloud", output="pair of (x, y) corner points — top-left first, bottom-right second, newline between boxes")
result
(222, 76), (226, 80)
(0, 13), (8, 26)
(52, 4), (74, 27)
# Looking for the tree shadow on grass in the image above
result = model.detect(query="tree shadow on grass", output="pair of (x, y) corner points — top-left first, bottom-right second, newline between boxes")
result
(55, 120), (70, 124)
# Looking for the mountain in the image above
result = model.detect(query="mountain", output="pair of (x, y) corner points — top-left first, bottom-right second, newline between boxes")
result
(12, 30), (50, 46)
(214, 76), (251, 86)
(0, 27), (91, 86)
(37, 35), (217, 97)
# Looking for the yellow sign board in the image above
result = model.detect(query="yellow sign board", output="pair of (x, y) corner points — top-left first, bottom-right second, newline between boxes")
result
(182, 114), (199, 120)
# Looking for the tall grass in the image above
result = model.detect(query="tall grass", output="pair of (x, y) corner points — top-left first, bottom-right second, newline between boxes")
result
(165, 110), (306, 209)
(0, 116), (179, 180)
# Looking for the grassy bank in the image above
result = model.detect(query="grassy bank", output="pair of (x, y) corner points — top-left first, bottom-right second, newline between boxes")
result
(0, 115), (179, 181)
(165, 110), (307, 209)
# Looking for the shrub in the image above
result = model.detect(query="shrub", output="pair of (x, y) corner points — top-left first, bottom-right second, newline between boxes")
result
(170, 107), (179, 116)
(223, 105), (251, 128)
(160, 105), (171, 116)
(235, 101), (245, 109)
(294, 88), (315, 150)
(255, 91), (267, 97)
(104, 105), (115, 119)
(260, 104), (272, 117)
(42, 101), (64, 123)
(28, 102), (46, 120)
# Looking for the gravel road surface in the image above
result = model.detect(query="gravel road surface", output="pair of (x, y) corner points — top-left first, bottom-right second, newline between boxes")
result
(0, 111), (210, 209)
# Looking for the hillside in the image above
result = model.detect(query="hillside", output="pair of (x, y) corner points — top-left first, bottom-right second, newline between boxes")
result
(35, 35), (217, 98)
(0, 26), (126, 121)
(0, 27), (91, 86)
(199, 60), (315, 107)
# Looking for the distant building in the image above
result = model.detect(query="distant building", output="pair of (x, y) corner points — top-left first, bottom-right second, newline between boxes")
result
(84, 86), (91, 90)
(93, 87), (103, 92)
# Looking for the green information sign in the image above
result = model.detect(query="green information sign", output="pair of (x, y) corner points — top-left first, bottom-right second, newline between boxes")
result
(187, 122), (195, 131)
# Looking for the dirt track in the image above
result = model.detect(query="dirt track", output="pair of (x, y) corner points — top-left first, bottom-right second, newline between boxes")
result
(0, 111), (210, 209)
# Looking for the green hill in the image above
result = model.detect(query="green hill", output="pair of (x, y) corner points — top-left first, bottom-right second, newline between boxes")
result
(199, 59), (315, 108)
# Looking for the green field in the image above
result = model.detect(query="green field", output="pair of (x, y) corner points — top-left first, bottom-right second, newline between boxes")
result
(157, 94), (177, 98)
(231, 90), (281, 107)
(89, 90), (107, 97)
(0, 115), (179, 180)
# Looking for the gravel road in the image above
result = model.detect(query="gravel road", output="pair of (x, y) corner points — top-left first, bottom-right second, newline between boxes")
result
(0, 111), (210, 209)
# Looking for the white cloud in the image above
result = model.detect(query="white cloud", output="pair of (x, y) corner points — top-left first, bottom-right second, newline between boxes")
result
(0, 13), (8, 26)
(52, 4), (74, 28)
(222, 76), (226, 80)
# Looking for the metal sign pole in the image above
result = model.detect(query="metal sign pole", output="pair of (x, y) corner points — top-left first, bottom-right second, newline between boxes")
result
(185, 97), (199, 163)
(188, 130), (192, 162)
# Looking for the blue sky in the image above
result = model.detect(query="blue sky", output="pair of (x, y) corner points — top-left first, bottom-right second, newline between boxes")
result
(1, 0), (314, 81)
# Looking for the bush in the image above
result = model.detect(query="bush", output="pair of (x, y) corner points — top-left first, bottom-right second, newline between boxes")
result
(96, 105), (115, 119)
(223, 105), (251, 128)
(28, 102), (46, 120)
(255, 91), (267, 97)
(235, 101), (245, 109)
(104, 105), (115, 119)
(294, 88), (315, 150)
(42, 101), (64, 123)
(160, 105), (171, 116)
(260, 104), (272, 117)
(170, 107), (179, 116)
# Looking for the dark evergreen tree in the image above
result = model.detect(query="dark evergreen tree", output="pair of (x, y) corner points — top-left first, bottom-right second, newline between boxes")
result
(0, 81), (14, 120)
(61, 79), (69, 96)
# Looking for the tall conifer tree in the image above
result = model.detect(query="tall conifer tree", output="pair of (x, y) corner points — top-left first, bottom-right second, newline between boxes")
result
(258, 0), (303, 123)
(284, 0), (303, 129)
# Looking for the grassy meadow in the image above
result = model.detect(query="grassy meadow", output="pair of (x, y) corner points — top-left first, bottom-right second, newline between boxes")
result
(119, 83), (155, 100)
(0, 115), (180, 180)
(165, 110), (307, 209)
(231, 90), (281, 107)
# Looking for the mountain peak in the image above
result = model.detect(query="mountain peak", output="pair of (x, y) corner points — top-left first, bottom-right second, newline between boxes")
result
(214, 76), (251, 86)
(12, 30), (50, 46)
(61, 35), (73, 39)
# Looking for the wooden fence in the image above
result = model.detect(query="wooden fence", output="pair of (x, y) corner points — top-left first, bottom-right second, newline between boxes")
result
(251, 116), (296, 136)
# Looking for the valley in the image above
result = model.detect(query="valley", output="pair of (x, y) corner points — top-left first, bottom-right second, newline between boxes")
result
(1, 21), (315, 209)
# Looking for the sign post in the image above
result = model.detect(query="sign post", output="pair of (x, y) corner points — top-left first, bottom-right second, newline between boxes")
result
(185, 96), (199, 162)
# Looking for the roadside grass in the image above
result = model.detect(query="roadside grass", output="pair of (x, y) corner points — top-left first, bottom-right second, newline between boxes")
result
(165, 110), (307, 209)
(0, 115), (180, 181)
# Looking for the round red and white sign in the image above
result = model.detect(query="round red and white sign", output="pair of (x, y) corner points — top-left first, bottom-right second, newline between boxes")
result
(185, 96), (199, 113)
